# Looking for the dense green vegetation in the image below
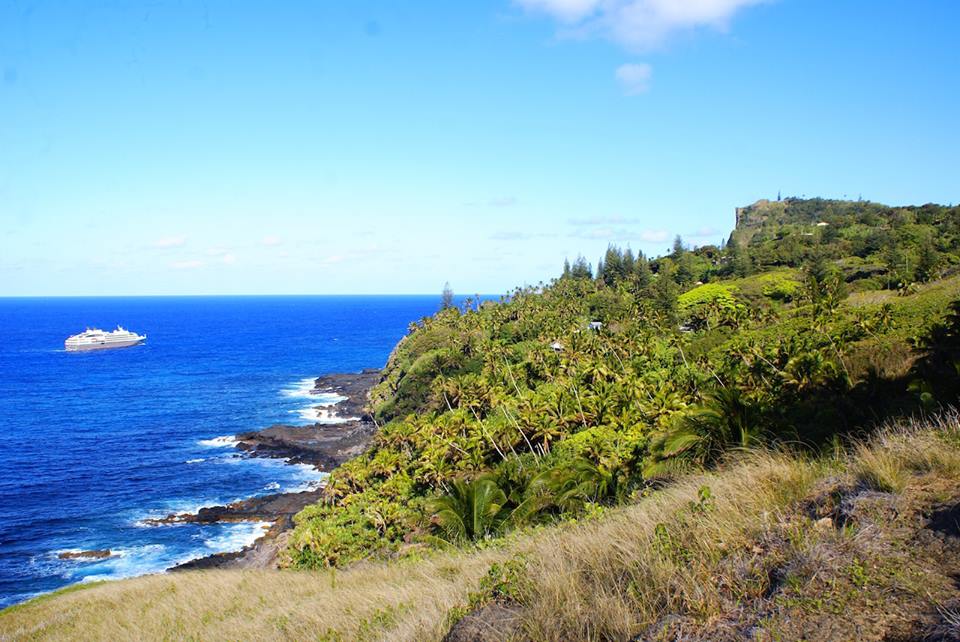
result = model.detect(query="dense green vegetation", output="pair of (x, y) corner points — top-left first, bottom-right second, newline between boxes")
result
(286, 198), (960, 569)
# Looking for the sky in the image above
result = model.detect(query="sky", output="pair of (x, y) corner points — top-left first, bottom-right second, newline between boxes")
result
(1, 0), (958, 296)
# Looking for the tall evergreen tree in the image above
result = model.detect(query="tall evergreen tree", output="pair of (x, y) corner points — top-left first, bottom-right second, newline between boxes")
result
(571, 255), (593, 279)
(634, 252), (652, 290)
(602, 245), (625, 286)
(623, 247), (636, 275)
(653, 259), (679, 324)
(672, 235), (685, 259)
(916, 240), (940, 282)
(441, 282), (454, 310)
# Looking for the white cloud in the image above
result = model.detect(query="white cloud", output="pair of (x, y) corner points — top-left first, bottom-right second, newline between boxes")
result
(489, 196), (519, 208)
(518, 0), (601, 22)
(490, 230), (558, 241)
(516, 0), (769, 51)
(571, 227), (623, 240)
(170, 259), (204, 270)
(615, 62), (652, 94)
(221, 253), (236, 265)
(262, 235), (283, 246)
(639, 229), (669, 242)
(569, 215), (641, 225)
(688, 225), (720, 238)
(153, 235), (187, 248)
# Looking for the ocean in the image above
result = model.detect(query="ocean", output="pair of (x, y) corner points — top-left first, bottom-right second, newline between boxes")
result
(0, 295), (450, 608)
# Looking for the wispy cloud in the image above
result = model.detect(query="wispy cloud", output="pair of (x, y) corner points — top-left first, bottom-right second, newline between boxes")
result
(639, 229), (670, 243)
(688, 225), (720, 238)
(489, 196), (519, 208)
(153, 235), (187, 249)
(567, 215), (668, 242)
(170, 259), (204, 270)
(515, 0), (770, 92)
(615, 62), (652, 95)
(568, 215), (641, 226)
(490, 230), (558, 241)
(261, 235), (283, 246)
(465, 196), (521, 208)
(515, 0), (770, 51)
(570, 227), (669, 242)
(571, 227), (629, 240)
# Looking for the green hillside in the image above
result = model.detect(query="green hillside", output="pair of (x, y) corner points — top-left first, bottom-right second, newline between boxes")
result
(6, 197), (960, 641)
(284, 197), (960, 569)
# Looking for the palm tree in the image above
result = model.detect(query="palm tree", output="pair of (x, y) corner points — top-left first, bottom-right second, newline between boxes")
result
(643, 387), (763, 478)
(426, 475), (508, 543)
(528, 458), (623, 514)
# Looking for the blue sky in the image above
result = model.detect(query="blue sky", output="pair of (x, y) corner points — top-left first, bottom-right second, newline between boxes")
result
(1, 0), (958, 296)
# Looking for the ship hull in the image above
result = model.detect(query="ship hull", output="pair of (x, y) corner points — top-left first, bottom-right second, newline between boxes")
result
(65, 338), (145, 352)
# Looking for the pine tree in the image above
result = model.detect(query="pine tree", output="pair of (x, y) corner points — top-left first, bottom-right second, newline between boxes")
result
(571, 255), (592, 279)
(441, 282), (454, 310)
(916, 240), (940, 282)
(653, 261), (679, 324)
(635, 253), (652, 290)
(672, 235), (685, 259)
(675, 252), (695, 285)
(602, 245), (624, 286)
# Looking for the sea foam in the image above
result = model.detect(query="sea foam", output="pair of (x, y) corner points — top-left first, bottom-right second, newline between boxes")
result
(197, 435), (239, 448)
(201, 521), (270, 551)
(281, 377), (319, 399)
(295, 405), (358, 424)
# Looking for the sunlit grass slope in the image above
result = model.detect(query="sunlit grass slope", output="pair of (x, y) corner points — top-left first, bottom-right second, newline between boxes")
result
(4, 413), (960, 641)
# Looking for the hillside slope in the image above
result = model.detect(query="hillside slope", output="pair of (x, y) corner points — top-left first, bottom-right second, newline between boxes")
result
(6, 197), (960, 641)
(284, 199), (960, 571)
(3, 415), (960, 640)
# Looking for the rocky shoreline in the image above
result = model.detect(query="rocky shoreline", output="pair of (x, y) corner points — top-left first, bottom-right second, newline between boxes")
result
(152, 369), (381, 571)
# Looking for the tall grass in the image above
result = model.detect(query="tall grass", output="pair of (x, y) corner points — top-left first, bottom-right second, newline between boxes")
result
(0, 551), (505, 641)
(3, 412), (959, 641)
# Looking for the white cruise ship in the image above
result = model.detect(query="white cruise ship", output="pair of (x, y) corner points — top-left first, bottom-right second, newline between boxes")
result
(65, 326), (146, 352)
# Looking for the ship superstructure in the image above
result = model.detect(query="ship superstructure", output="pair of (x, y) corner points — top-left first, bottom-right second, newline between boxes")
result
(65, 326), (146, 352)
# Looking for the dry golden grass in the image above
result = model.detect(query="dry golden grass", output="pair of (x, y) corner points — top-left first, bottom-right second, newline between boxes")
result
(514, 451), (824, 640)
(4, 412), (960, 641)
(0, 550), (506, 641)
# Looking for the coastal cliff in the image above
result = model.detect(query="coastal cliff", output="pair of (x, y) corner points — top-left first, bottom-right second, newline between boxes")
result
(151, 370), (383, 571)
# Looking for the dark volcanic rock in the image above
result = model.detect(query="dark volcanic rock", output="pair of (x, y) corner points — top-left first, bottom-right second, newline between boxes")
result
(58, 549), (113, 561)
(145, 489), (324, 529)
(444, 602), (522, 642)
(928, 501), (960, 539)
(312, 369), (380, 420)
(234, 369), (380, 470)
(167, 370), (381, 571)
(235, 421), (377, 470)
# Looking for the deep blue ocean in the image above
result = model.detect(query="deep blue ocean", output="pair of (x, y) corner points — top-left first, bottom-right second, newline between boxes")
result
(0, 295), (449, 608)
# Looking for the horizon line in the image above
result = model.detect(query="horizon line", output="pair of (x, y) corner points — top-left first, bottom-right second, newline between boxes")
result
(0, 293), (503, 299)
